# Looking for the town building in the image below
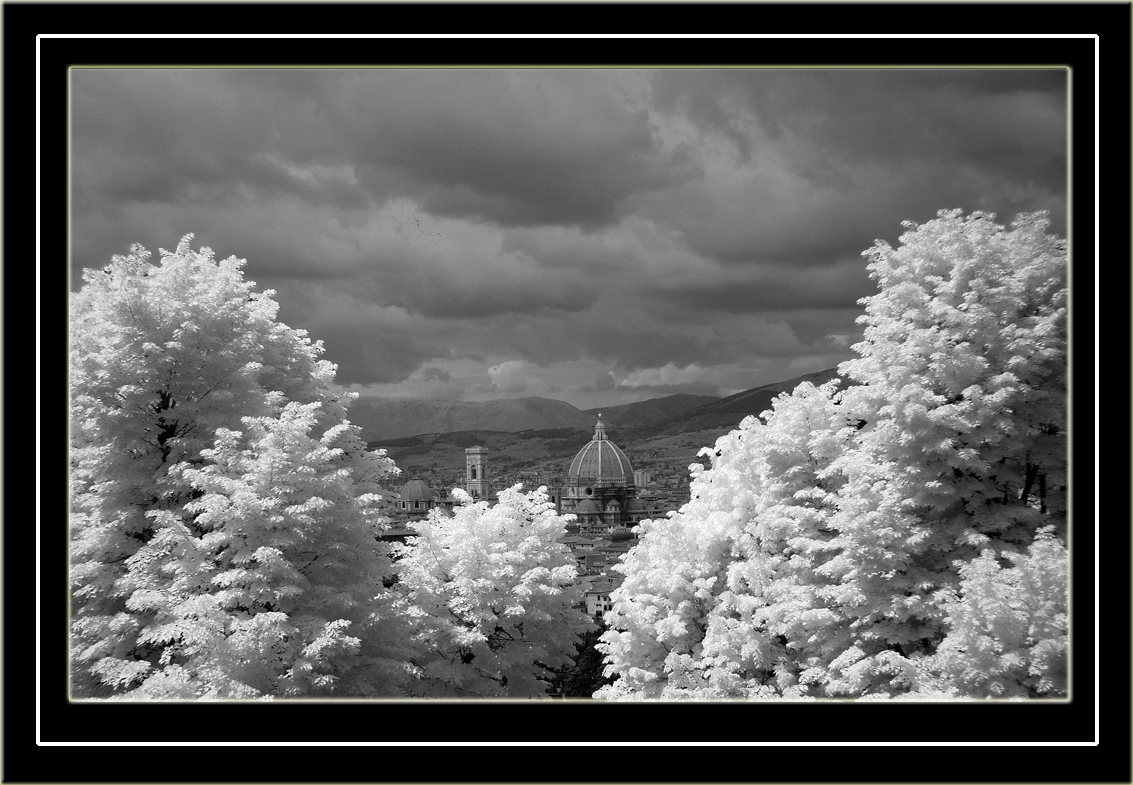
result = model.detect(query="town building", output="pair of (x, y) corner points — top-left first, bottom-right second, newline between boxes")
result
(583, 575), (623, 619)
(393, 477), (444, 516)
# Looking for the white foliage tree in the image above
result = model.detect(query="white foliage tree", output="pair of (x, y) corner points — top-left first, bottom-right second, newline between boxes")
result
(394, 486), (593, 698)
(70, 236), (404, 698)
(923, 527), (1068, 698)
(597, 210), (1068, 700)
(815, 209), (1068, 696)
(597, 381), (852, 700)
(119, 402), (411, 698)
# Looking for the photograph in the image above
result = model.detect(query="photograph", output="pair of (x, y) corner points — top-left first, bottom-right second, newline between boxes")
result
(65, 61), (1076, 707)
(33, 10), (1110, 756)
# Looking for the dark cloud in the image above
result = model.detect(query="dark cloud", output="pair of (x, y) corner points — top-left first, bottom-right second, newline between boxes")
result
(71, 71), (336, 210)
(645, 69), (1067, 267)
(314, 323), (436, 386)
(392, 262), (598, 320)
(643, 258), (876, 314)
(69, 67), (1069, 407)
(329, 70), (684, 229)
(575, 317), (747, 372)
(577, 370), (618, 395)
(268, 283), (454, 386)
(652, 69), (1065, 172)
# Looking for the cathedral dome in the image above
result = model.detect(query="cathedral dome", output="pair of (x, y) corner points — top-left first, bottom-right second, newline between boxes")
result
(568, 415), (634, 488)
(399, 477), (433, 502)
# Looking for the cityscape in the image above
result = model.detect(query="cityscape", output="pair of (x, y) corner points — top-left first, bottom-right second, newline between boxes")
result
(380, 416), (700, 620)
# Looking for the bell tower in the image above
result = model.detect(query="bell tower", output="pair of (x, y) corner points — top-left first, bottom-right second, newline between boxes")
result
(465, 446), (489, 499)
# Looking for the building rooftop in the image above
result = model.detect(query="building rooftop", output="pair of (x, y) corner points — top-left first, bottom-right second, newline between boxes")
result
(399, 477), (433, 502)
(568, 415), (635, 487)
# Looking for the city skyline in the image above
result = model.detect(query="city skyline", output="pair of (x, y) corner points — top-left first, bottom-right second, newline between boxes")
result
(70, 67), (1068, 409)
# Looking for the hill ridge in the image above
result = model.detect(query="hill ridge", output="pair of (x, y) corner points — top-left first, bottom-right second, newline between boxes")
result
(351, 368), (841, 444)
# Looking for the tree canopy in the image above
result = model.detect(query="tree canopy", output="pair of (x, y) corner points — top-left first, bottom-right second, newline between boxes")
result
(70, 236), (405, 698)
(394, 486), (594, 697)
(597, 210), (1068, 700)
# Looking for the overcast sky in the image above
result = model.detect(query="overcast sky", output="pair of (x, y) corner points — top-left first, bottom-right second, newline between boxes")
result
(70, 67), (1067, 409)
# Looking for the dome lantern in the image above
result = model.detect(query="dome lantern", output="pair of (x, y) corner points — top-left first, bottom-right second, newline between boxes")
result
(594, 413), (607, 440)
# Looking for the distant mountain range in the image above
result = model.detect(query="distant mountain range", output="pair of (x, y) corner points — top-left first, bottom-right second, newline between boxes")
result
(619, 367), (844, 441)
(582, 393), (719, 431)
(352, 368), (842, 445)
(348, 396), (593, 441)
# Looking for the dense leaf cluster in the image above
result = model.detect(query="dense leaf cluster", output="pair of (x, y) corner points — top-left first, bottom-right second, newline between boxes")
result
(393, 487), (593, 697)
(596, 211), (1068, 700)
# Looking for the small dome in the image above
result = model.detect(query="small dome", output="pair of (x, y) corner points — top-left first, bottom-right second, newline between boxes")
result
(399, 477), (433, 502)
(568, 415), (634, 487)
(574, 498), (602, 515)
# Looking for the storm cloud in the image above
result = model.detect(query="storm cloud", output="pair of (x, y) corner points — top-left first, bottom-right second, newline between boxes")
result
(70, 67), (1068, 408)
